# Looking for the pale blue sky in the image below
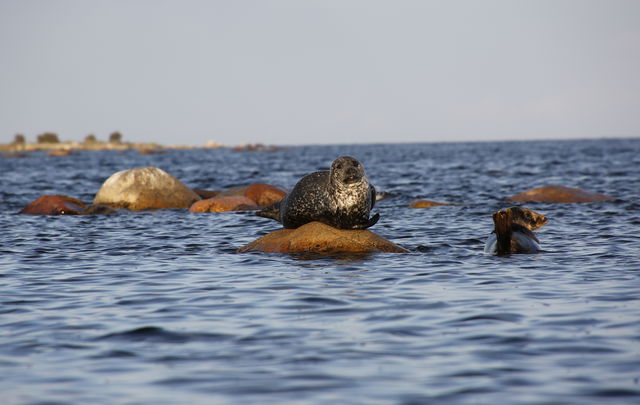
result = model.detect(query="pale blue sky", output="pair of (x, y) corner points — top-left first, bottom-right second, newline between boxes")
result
(1, 0), (639, 145)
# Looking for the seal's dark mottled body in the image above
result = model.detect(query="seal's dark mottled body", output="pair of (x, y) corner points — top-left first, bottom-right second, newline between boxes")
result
(257, 156), (379, 230)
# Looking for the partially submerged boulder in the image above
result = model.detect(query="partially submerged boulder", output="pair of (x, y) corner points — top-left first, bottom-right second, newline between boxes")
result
(19, 195), (117, 215)
(93, 166), (201, 210)
(19, 195), (86, 215)
(189, 196), (258, 213)
(192, 189), (221, 199)
(238, 221), (408, 254)
(48, 149), (73, 157)
(215, 183), (286, 207)
(508, 185), (615, 203)
(409, 200), (454, 208)
(244, 183), (287, 206)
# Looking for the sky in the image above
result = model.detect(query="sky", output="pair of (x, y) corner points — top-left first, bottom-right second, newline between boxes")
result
(1, 0), (639, 146)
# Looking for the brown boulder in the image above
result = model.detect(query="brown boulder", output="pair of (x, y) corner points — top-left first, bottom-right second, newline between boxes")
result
(48, 150), (73, 157)
(19, 195), (87, 215)
(507, 185), (615, 203)
(238, 221), (409, 254)
(189, 196), (258, 213)
(138, 148), (165, 155)
(216, 185), (249, 197)
(244, 183), (287, 206)
(93, 166), (201, 210)
(409, 200), (454, 208)
(193, 189), (221, 199)
(215, 184), (287, 206)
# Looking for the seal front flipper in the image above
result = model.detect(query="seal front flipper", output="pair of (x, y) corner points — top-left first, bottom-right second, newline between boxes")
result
(256, 201), (282, 223)
(493, 210), (512, 255)
(369, 184), (377, 210)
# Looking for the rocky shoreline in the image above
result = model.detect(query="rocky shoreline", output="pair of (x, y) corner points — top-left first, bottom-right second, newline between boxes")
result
(0, 140), (286, 154)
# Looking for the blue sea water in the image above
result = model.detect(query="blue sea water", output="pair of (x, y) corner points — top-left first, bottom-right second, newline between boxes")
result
(1, 138), (639, 404)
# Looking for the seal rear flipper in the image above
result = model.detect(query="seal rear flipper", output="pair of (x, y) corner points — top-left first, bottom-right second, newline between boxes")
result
(255, 202), (282, 223)
(352, 212), (380, 230)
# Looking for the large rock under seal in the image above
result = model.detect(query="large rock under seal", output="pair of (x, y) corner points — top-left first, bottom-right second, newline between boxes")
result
(507, 185), (615, 203)
(93, 166), (201, 210)
(238, 221), (408, 254)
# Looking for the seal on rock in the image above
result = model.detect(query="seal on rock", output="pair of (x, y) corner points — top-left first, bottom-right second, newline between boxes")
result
(484, 206), (548, 255)
(257, 156), (379, 230)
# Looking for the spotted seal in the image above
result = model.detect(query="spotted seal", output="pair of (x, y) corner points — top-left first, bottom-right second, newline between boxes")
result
(484, 206), (548, 255)
(257, 156), (379, 230)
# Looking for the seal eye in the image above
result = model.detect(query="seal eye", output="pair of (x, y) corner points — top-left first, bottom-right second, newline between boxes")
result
(336, 163), (343, 170)
(352, 161), (359, 168)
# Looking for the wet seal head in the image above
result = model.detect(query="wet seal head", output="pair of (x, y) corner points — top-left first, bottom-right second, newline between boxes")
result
(331, 156), (365, 185)
(506, 206), (548, 230)
(256, 156), (379, 230)
(485, 206), (548, 255)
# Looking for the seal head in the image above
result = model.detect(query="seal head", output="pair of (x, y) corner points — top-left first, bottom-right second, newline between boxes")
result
(507, 206), (548, 230)
(484, 206), (548, 255)
(257, 156), (379, 230)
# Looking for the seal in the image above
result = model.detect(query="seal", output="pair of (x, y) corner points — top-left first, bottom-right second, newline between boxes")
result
(484, 206), (548, 255)
(256, 156), (380, 230)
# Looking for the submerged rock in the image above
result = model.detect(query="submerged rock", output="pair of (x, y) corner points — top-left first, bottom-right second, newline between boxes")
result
(137, 148), (165, 155)
(508, 185), (615, 203)
(93, 166), (200, 210)
(409, 200), (454, 208)
(48, 149), (73, 157)
(19, 195), (86, 215)
(238, 221), (408, 254)
(189, 196), (258, 213)
(19, 195), (118, 215)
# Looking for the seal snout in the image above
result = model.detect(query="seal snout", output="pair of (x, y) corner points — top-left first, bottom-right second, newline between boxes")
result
(538, 215), (549, 228)
(342, 166), (362, 183)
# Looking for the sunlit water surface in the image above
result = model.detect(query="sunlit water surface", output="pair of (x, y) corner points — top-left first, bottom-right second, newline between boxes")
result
(1, 139), (639, 404)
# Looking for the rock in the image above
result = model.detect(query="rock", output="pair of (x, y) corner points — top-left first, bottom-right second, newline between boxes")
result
(48, 149), (73, 157)
(215, 184), (287, 206)
(507, 185), (615, 203)
(409, 200), (454, 208)
(138, 148), (165, 155)
(193, 189), (221, 199)
(217, 185), (249, 197)
(244, 183), (287, 206)
(189, 196), (258, 212)
(19, 195), (87, 215)
(93, 166), (201, 210)
(231, 143), (284, 152)
(82, 204), (118, 215)
(238, 221), (409, 254)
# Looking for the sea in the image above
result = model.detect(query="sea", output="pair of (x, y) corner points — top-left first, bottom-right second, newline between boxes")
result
(1, 138), (639, 405)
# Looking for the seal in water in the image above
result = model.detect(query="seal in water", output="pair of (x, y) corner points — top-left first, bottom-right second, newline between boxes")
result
(484, 206), (548, 255)
(257, 156), (379, 230)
